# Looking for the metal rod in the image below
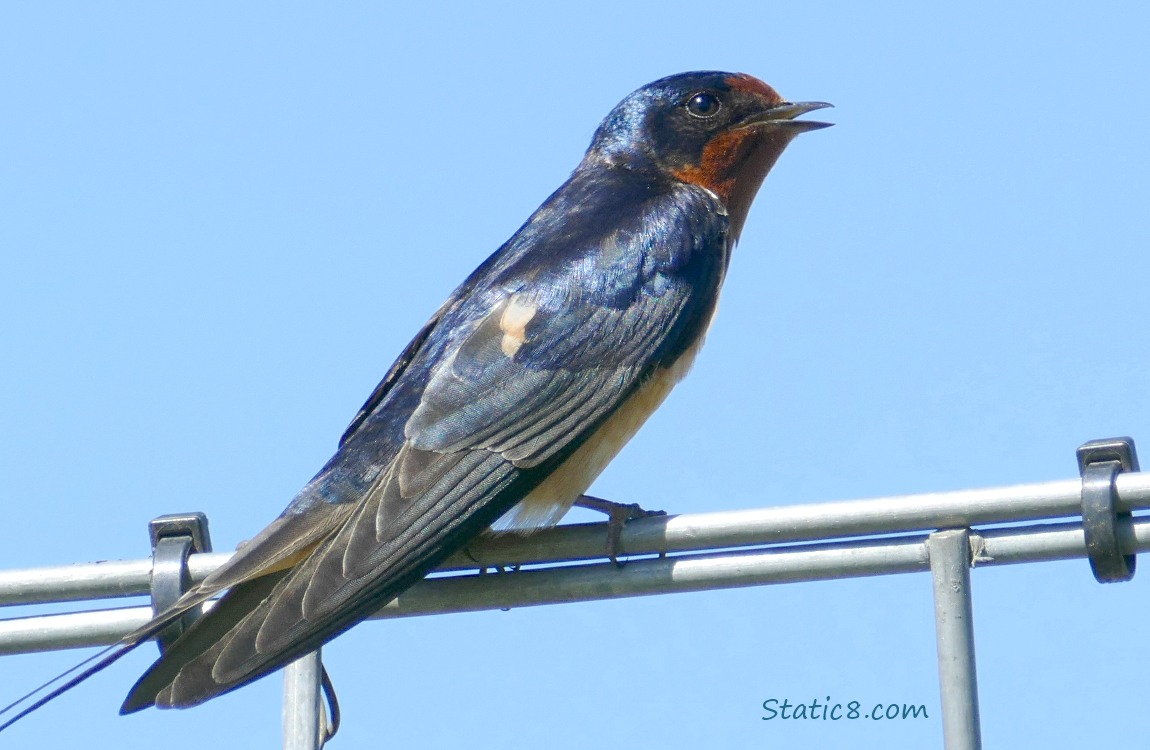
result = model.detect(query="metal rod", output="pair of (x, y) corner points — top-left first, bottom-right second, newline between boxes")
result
(4, 472), (1149, 608)
(0, 554), (231, 607)
(282, 649), (323, 750)
(929, 529), (982, 750)
(4, 515), (1148, 656)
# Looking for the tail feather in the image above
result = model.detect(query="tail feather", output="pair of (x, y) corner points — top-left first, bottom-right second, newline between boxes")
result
(0, 596), (205, 733)
(0, 644), (139, 732)
(120, 569), (291, 713)
(125, 452), (522, 711)
(0, 549), (290, 732)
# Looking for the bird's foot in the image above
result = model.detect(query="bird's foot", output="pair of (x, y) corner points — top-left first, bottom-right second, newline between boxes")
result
(463, 546), (521, 575)
(574, 494), (665, 567)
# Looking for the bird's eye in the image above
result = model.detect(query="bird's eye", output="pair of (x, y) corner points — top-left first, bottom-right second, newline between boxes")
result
(685, 92), (722, 118)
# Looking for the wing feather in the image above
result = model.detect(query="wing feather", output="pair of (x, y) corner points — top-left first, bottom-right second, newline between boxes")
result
(124, 178), (731, 709)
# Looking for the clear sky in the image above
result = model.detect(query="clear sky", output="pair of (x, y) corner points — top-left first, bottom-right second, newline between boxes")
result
(2, 3), (1148, 748)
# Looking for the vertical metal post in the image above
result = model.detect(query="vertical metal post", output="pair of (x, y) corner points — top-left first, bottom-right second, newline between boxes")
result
(929, 528), (982, 750)
(283, 649), (323, 750)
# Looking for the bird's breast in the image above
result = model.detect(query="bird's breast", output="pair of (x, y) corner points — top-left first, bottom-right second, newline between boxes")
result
(492, 310), (714, 532)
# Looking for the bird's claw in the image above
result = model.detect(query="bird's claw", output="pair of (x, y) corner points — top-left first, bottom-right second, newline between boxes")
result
(574, 495), (666, 567)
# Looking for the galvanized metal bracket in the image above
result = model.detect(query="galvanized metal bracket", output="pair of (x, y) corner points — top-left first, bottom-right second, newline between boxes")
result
(148, 512), (213, 652)
(1077, 437), (1138, 583)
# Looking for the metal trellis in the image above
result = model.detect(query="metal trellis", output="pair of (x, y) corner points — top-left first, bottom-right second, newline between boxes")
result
(1, 437), (1146, 750)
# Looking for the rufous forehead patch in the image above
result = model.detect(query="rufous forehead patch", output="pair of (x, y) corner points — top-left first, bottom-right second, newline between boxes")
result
(725, 74), (784, 105)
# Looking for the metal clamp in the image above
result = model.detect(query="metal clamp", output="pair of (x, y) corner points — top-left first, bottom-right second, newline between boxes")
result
(1077, 437), (1138, 583)
(149, 512), (212, 652)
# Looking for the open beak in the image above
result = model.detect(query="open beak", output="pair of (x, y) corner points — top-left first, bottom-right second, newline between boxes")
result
(739, 101), (834, 133)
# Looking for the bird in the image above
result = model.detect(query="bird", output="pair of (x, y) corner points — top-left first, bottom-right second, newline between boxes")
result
(0, 70), (830, 729)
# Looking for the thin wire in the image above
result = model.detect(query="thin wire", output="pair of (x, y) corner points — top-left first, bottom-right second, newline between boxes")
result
(319, 664), (341, 746)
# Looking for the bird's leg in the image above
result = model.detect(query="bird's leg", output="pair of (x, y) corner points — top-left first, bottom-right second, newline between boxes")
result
(574, 494), (665, 566)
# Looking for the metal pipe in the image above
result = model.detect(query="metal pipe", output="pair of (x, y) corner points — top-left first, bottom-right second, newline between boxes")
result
(929, 529), (982, 750)
(282, 650), (323, 750)
(4, 515), (1148, 656)
(0, 554), (231, 607)
(4, 472), (1149, 608)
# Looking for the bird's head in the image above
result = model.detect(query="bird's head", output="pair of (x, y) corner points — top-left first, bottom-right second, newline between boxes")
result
(588, 71), (832, 239)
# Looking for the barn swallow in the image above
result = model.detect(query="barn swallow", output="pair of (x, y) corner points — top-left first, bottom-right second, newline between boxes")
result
(0, 71), (830, 727)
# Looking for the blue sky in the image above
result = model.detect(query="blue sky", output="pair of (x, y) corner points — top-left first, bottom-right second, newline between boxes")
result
(2, 2), (1148, 748)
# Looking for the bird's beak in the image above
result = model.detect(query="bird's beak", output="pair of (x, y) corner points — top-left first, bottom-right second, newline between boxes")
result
(738, 101), (834, 133)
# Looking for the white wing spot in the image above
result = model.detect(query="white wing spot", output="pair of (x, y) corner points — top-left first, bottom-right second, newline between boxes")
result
(499, 297), (537, 357)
